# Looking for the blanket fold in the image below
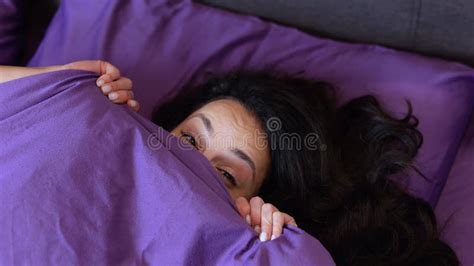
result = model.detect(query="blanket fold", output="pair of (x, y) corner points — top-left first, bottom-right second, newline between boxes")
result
(0, 70), (335, 265)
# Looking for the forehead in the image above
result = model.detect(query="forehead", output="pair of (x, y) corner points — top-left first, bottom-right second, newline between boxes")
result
(191, 98), (268, 156)
(194, 99), (261, 135)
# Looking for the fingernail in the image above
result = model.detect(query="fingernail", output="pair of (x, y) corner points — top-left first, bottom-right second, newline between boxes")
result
(97, 79), (104, 86)
(271, 235), (276, 240)
(129, 100), (137, 107)
(254, 225), (260, 233)
(245, 215), (251, 225)
(102, 85), (111, 94)
(108, 92), (118, 100)
(259, 232), (268, 242)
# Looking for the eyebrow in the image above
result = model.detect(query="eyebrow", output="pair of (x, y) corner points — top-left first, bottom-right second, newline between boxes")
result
(190, 113), (214, 135)
(191, 113), (256, 182)
(231, 148), (256, 182)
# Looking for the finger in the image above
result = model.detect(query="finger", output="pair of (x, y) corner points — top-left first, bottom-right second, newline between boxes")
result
(96, 61), (121, 85)
(283, 213), (298, 227)
(259, 203), (277, 242)
(107, 90), (134, 104)
(271, 212), (297, 240)
(235, 197), (251, 225)
(96, 74), (113, 87)
(127, 99), (140, 112)
(271, 212), (285, 239)
(249, 197), (264, 230)
(99, 60), (121, 81)
(99, 77), (133, 95)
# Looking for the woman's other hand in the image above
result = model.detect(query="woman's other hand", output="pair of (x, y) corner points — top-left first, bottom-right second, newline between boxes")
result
(235, 196), (297, 242)
(64, 60), (140, 112)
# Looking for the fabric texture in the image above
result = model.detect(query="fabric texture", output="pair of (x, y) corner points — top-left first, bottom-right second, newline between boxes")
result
(0, 70), (336, 265)
(198, 0), (474, 66)
(0, 0), (24, 65)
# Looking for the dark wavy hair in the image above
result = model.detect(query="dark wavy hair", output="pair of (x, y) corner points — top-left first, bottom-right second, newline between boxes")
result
(152, 73), (458, 266)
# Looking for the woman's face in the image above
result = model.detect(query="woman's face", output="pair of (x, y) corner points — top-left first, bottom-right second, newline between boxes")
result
(171, 99), (270, 200)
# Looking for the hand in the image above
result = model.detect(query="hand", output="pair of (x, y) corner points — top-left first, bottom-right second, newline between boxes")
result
(63, 60), (140, 112)
(235, 196), (297, 242)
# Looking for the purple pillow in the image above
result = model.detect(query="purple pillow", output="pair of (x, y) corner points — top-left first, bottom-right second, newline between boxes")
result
(435, 115), (474, 265)
(29, 0), (474, 206)
(0, 0), (23, 65)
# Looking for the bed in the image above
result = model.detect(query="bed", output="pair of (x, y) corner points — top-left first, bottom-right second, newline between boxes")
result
(1, 0), (473, 265)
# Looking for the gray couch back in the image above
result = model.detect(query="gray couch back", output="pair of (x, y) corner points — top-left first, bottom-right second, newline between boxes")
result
(199, 0), (474, 66)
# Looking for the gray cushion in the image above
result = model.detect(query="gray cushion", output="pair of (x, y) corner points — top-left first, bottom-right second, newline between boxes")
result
(197, 0), (474, 66)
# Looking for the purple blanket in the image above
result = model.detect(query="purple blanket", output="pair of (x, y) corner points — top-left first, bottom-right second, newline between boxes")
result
(0, 70), (335, 265)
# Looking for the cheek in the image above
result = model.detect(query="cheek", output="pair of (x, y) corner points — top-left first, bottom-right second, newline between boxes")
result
(228, 189), (250, 202)
(225, 178), (255, 199)
(250, 155), (270, 193)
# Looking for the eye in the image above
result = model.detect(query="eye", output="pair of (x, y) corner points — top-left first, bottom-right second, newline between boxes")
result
(217, 168), (237, 187)
(180, 131), (197, 148)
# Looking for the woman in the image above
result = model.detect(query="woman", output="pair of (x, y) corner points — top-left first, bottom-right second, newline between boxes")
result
(1, 61), (458, 265)
(152, 68), (459, 265)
